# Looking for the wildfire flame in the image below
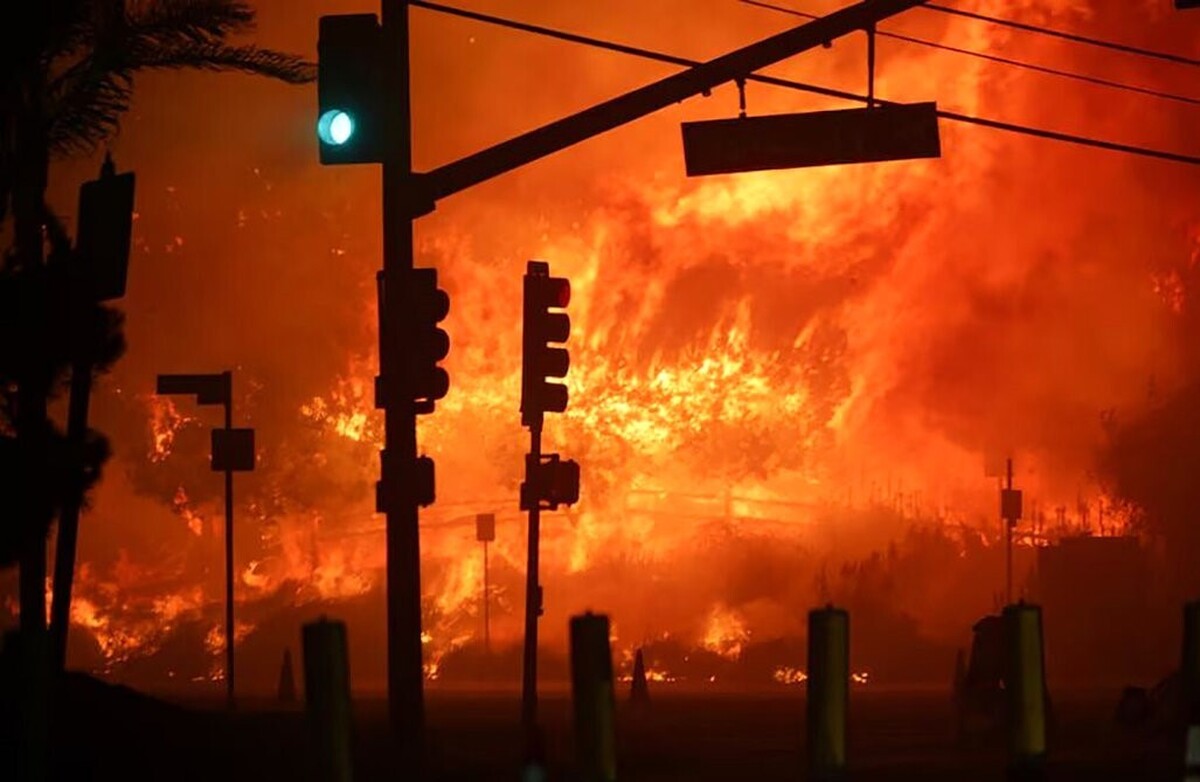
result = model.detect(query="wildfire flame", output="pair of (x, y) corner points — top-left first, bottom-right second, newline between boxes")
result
(29, 0), (1186, 689)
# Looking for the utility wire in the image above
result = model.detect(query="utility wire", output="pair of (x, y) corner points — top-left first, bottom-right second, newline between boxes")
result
(742, 0), (1200, 107)
(922, 2), (1200, 70)
(411, 0), (1200, 168)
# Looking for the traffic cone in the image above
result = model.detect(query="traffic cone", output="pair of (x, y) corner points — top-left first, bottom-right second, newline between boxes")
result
(630, 647), (650, 705)
(278, 647), (297, 703)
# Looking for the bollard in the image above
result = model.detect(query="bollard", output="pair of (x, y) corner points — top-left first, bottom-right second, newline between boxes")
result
(303, 617), (354, 782)
(278, 647), (297, 703)
(570, 612), (617, 782)
(807, 605), (849, 781)
(1183, 602), (1200, 720)
(1003, 602), (1046, 780)
(630, 647), (650, 705)
(1183, 602), (1200, 781)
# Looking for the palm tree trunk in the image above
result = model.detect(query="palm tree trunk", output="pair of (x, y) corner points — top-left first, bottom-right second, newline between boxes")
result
(13, 60), (52, 782)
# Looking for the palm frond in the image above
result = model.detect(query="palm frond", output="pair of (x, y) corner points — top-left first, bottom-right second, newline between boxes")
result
(41, 0), (105, 64)
(128, 40), (314, 84)
(125, 0), (256, 44)
(45, 67), (133, 155)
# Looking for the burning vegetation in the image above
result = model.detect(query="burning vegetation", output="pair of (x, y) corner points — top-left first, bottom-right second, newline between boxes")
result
(6, 0), (1199, 693)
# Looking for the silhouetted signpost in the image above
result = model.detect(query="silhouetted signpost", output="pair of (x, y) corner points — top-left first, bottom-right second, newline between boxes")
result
(155, 371), (255, 707)
(476, 512), (495, 652)
(313, 0), (938, 764)
(1000, 458), (1023, 605)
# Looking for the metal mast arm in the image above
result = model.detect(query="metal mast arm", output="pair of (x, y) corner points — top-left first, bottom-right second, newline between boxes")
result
(419, 0), (928, 202)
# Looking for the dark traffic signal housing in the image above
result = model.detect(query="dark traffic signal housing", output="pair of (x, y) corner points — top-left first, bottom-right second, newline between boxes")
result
(521, 261), (571, 426)
(76, 155), (135, 301)
(404, 268), (450, 414)
(521, 453), (581, 511)
(317, 14), (384, 165)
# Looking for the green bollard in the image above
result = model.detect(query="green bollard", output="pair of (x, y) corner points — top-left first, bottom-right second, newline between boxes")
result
(570, 612), (617, 782)
(807, 605), (849, 781)
(1003, 602), (1047, 779)
(303, 617), (354, 782)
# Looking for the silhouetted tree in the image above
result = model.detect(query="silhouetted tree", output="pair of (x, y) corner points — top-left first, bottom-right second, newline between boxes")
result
(1, 0), (313, 614)
(1099, 385), (1200, 595)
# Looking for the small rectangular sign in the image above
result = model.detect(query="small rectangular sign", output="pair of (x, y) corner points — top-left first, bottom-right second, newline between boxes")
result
(682, 102), (941, 177)
(476, 513), (496, 542)
(1001, 488), (1023, 523)
(212, 428), (255, 472)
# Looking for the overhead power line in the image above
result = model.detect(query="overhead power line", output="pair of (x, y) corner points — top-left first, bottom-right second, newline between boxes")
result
(741, 0), (1200, 107)
(411, 0), (1200, 168)
(922, 2), (1200, 69)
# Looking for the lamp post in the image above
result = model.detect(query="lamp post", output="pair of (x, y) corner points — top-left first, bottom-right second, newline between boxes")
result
(155, 371), (256, 707)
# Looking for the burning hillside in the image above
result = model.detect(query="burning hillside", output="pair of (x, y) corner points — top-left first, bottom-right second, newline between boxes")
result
(7, 0), (1199, 691)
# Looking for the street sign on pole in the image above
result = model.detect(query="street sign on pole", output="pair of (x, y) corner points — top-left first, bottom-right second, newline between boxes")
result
(212, 428), (256, 472)
(476, 513), (496, 542)
(477, 513), (495, 653)
(155, 370), (254, 708)
(681, 102), (941, 177)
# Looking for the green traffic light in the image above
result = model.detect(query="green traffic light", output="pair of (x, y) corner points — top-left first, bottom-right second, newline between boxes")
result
(318, 109), (355, 146)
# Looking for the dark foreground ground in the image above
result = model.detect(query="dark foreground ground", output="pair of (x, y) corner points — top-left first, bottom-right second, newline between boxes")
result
(45, 678), (1184, 781)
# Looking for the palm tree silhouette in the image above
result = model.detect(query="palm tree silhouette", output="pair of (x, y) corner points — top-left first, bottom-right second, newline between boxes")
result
(1, 2), (313, 776)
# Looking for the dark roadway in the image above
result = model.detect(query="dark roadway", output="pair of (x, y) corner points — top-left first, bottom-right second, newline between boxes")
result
(45, 678), (1182, 781)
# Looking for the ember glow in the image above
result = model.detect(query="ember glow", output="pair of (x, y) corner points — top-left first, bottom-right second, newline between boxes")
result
(20, 0), (1199, 692)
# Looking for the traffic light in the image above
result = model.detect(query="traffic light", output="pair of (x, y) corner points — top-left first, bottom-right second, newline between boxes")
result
(76, 154), (135, 301)
(376, 453), (435, 511)
(317, 14), (384, 165)
(405, 268), (450, 414)
(520, 454), (581, 511)
(521, 260), (571, 427)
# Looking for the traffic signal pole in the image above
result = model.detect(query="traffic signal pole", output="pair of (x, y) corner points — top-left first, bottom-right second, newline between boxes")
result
(320, 0), (931, 766)
(379, 0), (426, 764)
(521, 420), (543, 743)
(49, 356), (92, 673)
(417, 0), (930, 202)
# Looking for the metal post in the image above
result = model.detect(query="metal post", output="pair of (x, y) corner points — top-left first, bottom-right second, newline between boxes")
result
(1184, 601), (1200, 719)
(569, 612), (617, 782)
(380, 0), (425, 760)
(224, 377), (235, 708)
(303, 618), (355, 782)
(483, 539), (490, 653)
(1005, 459), (1014, 606)
(522, 423), (543, 745)
(1184, 602), (1200, 782)
(49, 356), (93, 671)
